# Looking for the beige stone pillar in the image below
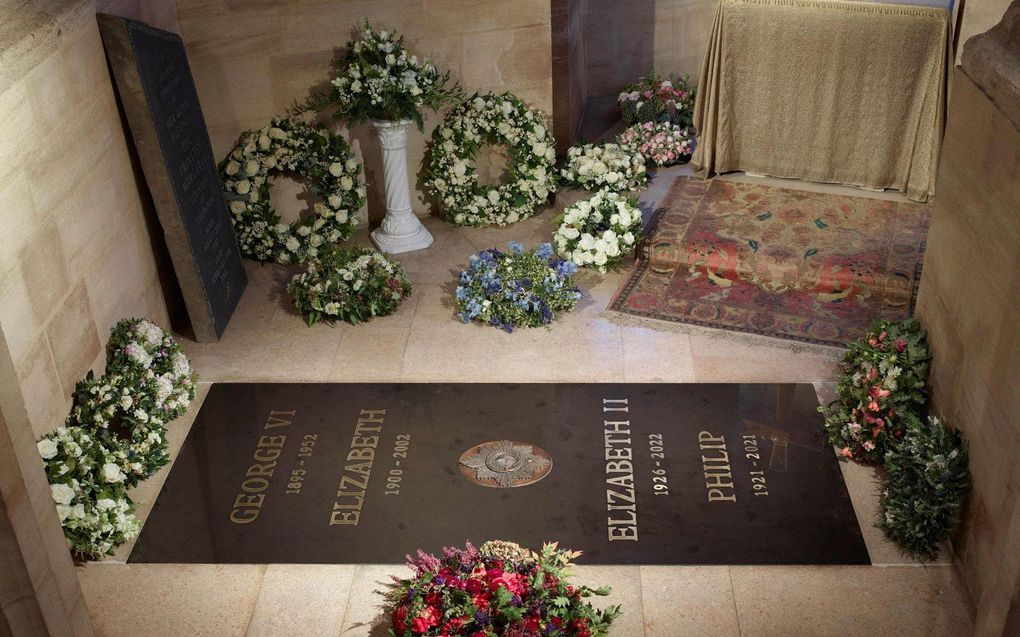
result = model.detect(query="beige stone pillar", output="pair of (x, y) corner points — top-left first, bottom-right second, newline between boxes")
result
(0, 335), (93, 636)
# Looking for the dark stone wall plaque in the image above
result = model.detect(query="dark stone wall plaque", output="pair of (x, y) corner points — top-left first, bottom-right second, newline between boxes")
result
(98, 14), (245, 341)
(130, 383), (870, 565)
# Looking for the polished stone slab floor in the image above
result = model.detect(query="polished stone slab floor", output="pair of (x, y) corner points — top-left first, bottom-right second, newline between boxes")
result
(75, 167), (973, 635)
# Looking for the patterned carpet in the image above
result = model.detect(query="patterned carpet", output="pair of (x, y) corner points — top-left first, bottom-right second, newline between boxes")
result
(610, 177), (929, 347)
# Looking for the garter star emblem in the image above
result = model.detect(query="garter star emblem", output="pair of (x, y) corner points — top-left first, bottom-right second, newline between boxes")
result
(458, 440), (552, 488)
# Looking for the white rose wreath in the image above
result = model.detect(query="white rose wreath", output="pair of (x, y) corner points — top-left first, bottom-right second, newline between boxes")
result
(220, 117), (366, 264)
(425, 92), (557, 226)
(553, 190), (642, 272)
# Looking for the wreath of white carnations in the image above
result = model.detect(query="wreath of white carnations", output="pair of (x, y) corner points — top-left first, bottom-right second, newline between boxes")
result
(425, 92), (557, 227)
(220, 117), (366, 264)
(553, 190), (642, 272)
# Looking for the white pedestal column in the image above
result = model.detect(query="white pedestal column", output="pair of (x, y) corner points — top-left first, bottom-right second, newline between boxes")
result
(369, 118), (434, 254)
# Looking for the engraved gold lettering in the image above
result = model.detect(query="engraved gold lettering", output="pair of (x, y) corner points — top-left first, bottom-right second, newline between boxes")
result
(229, 410), (295, 524)
(699, 431), (736, 503)
(604, 401), (638, 541)
(330, 409), (386, 527)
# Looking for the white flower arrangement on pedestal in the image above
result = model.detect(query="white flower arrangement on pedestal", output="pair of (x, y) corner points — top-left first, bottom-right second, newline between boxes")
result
(553, 190), (643, 272)
(425, 92), (558, 227)
(302, 22), (460, 129)
(560, 143), (648, 193)
(39, 318), (197, 558)
(221, 117), (366, 264)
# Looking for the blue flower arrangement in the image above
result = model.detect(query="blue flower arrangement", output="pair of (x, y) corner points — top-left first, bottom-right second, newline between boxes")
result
(456, 242), (581, 332)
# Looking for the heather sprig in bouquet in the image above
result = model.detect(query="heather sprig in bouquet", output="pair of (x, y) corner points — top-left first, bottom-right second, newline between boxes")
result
(389, 540), (621, 636)
(456, 243), (580, 332)
(303, 22), (460, 128)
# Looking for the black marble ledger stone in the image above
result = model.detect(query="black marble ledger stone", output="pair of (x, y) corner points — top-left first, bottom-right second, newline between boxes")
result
(130, 383), (870, 565)
(98, 15), (245, 341)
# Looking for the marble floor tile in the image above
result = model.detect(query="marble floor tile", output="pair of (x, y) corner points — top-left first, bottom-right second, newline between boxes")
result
(328, 326), (410, 382)
(181, 324), (343, 383)
(640, 566), (740, 636)
(339, 564), (406, 637)
(246, 565), (356, 637)
(729, 565), (972, 636)
(77, 563), (266, 637)
(571, 565), (645, 637)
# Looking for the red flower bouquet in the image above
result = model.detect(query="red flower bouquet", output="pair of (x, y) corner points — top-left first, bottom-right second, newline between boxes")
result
(821, 319), (931, 463)
(388, 540), (620, 636)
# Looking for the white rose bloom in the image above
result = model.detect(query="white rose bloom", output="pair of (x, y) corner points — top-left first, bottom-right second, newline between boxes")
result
(50, 483), (75, 506)
(56, 505), (71, 521)
(38, 438), (58, 459)
(120, 395), (133, 409)
(225, 161), (240, 176)
(229, 200), (245, 214)
(259, 134), (271, 150)
(329, 162), (344, 177)
(487, 190), (500, 204)
(244, 159), (259, 175)
(102, 463), (125, 483)
(269, 127), (287, 139)
(532, 142), (547, 156)
(235, 180), (251, 195)
(285, 237), (301, 251)
(275, 223), (290, 234)
(297, 225), (312, 237)
(623, 231), (635, 245)
(340, 176), (354, 190)
(97, 498), (117, 511)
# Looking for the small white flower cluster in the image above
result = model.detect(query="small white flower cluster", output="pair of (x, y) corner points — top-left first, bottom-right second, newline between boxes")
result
(553, 191), (642, 273)
(426, 93), (558, 227)
(329, 26), (443, 121)
(560, 143), (648, 193)
(221, 118), (365, 264)
(288, 247), (412, 326)
(39, 318), (197, 558)
(38, 427), (141, 557)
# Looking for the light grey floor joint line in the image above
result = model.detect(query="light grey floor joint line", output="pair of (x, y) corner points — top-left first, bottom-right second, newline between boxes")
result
(728, 566), (744, 637)
(241, 564), (269, 637)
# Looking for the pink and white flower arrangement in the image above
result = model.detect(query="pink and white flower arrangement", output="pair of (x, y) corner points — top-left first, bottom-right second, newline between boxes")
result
(618, 71), (696, 129)
(617, 121), (694, 167)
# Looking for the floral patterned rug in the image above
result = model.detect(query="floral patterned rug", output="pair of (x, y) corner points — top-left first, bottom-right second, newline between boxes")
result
(610, 177), (929, 347)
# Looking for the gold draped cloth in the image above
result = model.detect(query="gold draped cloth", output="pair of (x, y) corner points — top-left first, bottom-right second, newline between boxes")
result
(691, 0), (950, 202)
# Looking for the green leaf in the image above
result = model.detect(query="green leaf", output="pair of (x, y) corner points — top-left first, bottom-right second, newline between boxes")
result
(804, 248), (818, 259)
(748, 239), (759, 252)
(814, 217), (828, 229)
(756, 211), (772, 221)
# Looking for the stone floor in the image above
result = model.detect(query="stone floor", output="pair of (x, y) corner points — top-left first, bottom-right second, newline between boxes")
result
(74, 167), (974, 636)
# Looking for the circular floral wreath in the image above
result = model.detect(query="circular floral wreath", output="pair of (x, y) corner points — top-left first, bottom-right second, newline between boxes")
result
(220, 117), (366, 264)
(425, 92), (557, 227)
(553, 190), (642, 272)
